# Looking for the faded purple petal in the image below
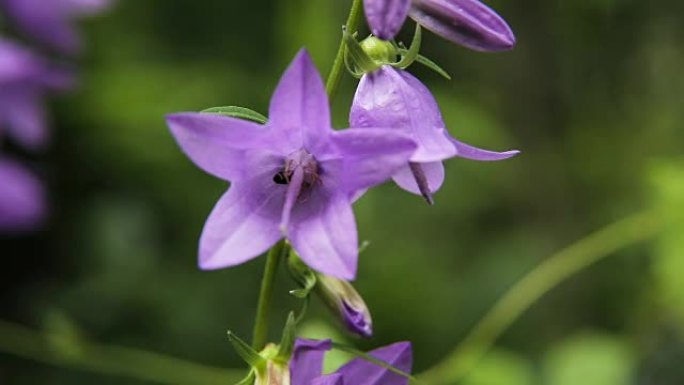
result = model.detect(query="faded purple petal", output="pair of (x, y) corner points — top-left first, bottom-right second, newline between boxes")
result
(290, 339), (332, 385)
(392, 161), (444, 197)
(289, 188), (358, 280)
(364, 0), (411, 40)
(451, 137), (520, 160)
(350, 66), (457, 163)
(2, 0), (111, 54)
(268, 49), (332, 155)
(198, 163), (285, 270)
(311, 373), (344, 385)
(331, 128), (417, 195)
(166, 113), (270, 181)
(409, 0), (516, 51)
(0, 157), (46, 232)
(336, 342), (413, 385)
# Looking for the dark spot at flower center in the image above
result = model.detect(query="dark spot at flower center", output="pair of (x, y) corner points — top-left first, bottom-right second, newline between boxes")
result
(273, 170), (290, 185)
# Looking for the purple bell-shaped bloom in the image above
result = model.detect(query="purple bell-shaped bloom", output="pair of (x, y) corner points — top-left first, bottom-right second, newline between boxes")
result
(363, 0), (515, 51)
(1, 0), (111, 54)
(0, 157), (46, 232)
(350, 65), (518, 203)
(167, 50), (416, 280)
(0, 38), (74, 150)
(290, 339), (412, 385)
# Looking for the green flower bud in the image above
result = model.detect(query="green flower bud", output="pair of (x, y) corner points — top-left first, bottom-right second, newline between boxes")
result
(360, 36), (398, 65)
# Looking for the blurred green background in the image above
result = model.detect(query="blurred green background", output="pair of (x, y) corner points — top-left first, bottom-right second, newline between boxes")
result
(2, 0), (684, 384)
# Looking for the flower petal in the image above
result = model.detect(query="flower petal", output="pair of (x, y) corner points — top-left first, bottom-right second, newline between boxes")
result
(363, 0), (411, 40)
(268, 49), (332, 154)
(0, 157), (46, 232)
(166, 112), (270, 181)
(290, 339), (332, 385)
(331, 128), (416, 195)
(350, 66), (457, 163)
(451, 137), (520, 161)
(1, 87), (48, 150)
(311, 373), (344, 385)
(198, 168), (285, 270)
(336, 342), (413, 385)
(288, 189), (358, 280)
(392, 161), (445, 197)
(409, 0), (516, 51)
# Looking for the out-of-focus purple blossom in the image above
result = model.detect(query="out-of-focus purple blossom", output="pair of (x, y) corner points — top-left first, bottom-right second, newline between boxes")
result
(290, 338), (412, 385)
(350, 65), (518, 203)
(0, 38), (74, 150)
(1, 0), (111, 55)
(166, 50), (416, 280)
(0, 156), (45, 232)
(363, 0), (515, 51)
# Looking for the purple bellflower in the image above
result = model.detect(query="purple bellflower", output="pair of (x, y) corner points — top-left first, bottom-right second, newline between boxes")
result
(290, 339), (412, 385)
(1, 0), (111, 54)
(167, 50), (416, 280)
(0, 38), (73, 150)
(0, 156), (45, 232)
(364, 0), (515, 51)
(350, 65), (518, 203)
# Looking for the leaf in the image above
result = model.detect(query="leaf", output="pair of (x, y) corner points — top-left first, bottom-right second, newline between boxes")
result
(398, 49), (452, 80)
(201, 106), (267, 124)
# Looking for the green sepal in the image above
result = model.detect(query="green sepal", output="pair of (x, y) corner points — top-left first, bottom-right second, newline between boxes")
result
(233, 370), (256, 385)
(331, 342), (421, 384)
(343, 29), (381, 74)
(227, 330), (266, 370)
(201, 106), (268, 124)
(275, 312), (297, 361)
(358, 240), (371, 254)
(395, 25), (422, 69)
(397, 49), (452, 80)
(344, 45), (365, 79)
(287, 252), (318, 299)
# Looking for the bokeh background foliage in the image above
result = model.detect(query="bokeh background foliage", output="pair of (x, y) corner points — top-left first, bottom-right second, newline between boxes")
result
(2, 0), (684, 384)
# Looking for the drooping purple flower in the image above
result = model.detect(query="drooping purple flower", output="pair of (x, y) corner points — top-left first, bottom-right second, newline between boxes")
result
(363, 0), (515, 51)
(1, 0), (111, 54)
(166, 50), (416, 280)
(350, 65), (518, 203)
(0, 38), (74, 150)
(0, 156), (46, 232)
(290, 338), (412, 385)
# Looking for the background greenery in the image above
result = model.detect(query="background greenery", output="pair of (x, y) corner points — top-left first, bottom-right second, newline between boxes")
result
(2, 0), (684, 384)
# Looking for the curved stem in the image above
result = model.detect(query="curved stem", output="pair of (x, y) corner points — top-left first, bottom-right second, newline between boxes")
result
(252, 240), (289, 350)
(0, 319), (242, 385)
(419, 210), (661, 384)
(325, 0), (364, 100)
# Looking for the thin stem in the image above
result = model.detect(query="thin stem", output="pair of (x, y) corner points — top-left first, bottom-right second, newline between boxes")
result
(252, 240), (289, 350)
(419, 210), (661, 385)
(325, 0), (364, 99)
(0, 319), (242, 385)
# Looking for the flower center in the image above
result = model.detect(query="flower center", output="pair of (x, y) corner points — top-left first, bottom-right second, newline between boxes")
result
(272, 149), (320, 190)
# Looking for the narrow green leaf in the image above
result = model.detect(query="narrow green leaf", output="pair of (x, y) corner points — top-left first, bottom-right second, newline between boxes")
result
(396, 25), (422, 68)
(331, 342), (421, 384)
(398, 49), (452, 80)
(276, 312), (297, 361)
(227, 331), (265, 369)
(201, 106), (268, 124)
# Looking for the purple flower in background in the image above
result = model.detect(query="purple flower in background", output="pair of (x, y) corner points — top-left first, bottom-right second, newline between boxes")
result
(0, 38), (73, 150)
(350, 65), (518, 203)
(364, 0), (515, 51)
(1, 0), (111, 54)
(0, 156), (45, 232)
(167, 50), (416, 280)
(290, 339), (412, 385)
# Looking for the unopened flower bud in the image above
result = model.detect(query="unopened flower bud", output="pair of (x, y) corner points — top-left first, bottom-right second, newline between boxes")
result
(360, 36), (399, 65)
(316, 274), (373, 338)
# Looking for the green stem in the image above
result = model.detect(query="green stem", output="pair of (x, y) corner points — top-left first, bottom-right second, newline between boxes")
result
(252, 240), (289, 350)
(325, 0), (364, 99)
(0, 319), (242, 385)
(419, 210), (661, 385)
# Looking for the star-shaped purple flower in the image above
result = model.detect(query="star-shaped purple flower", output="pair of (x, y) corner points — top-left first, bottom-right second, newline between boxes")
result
(167, 50), (416, 280)
(1, 0), (111, 54)
(350, 65), (518, 203)
(0, 38), (73, 150)
(0, 156), (46, 232)
(364, 0), (515, 51)
(290, 339), (412, 385)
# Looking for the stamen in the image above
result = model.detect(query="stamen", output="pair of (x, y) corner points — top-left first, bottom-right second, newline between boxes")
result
(280, 167), (304, 235)
(409, 162), (434, 205)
